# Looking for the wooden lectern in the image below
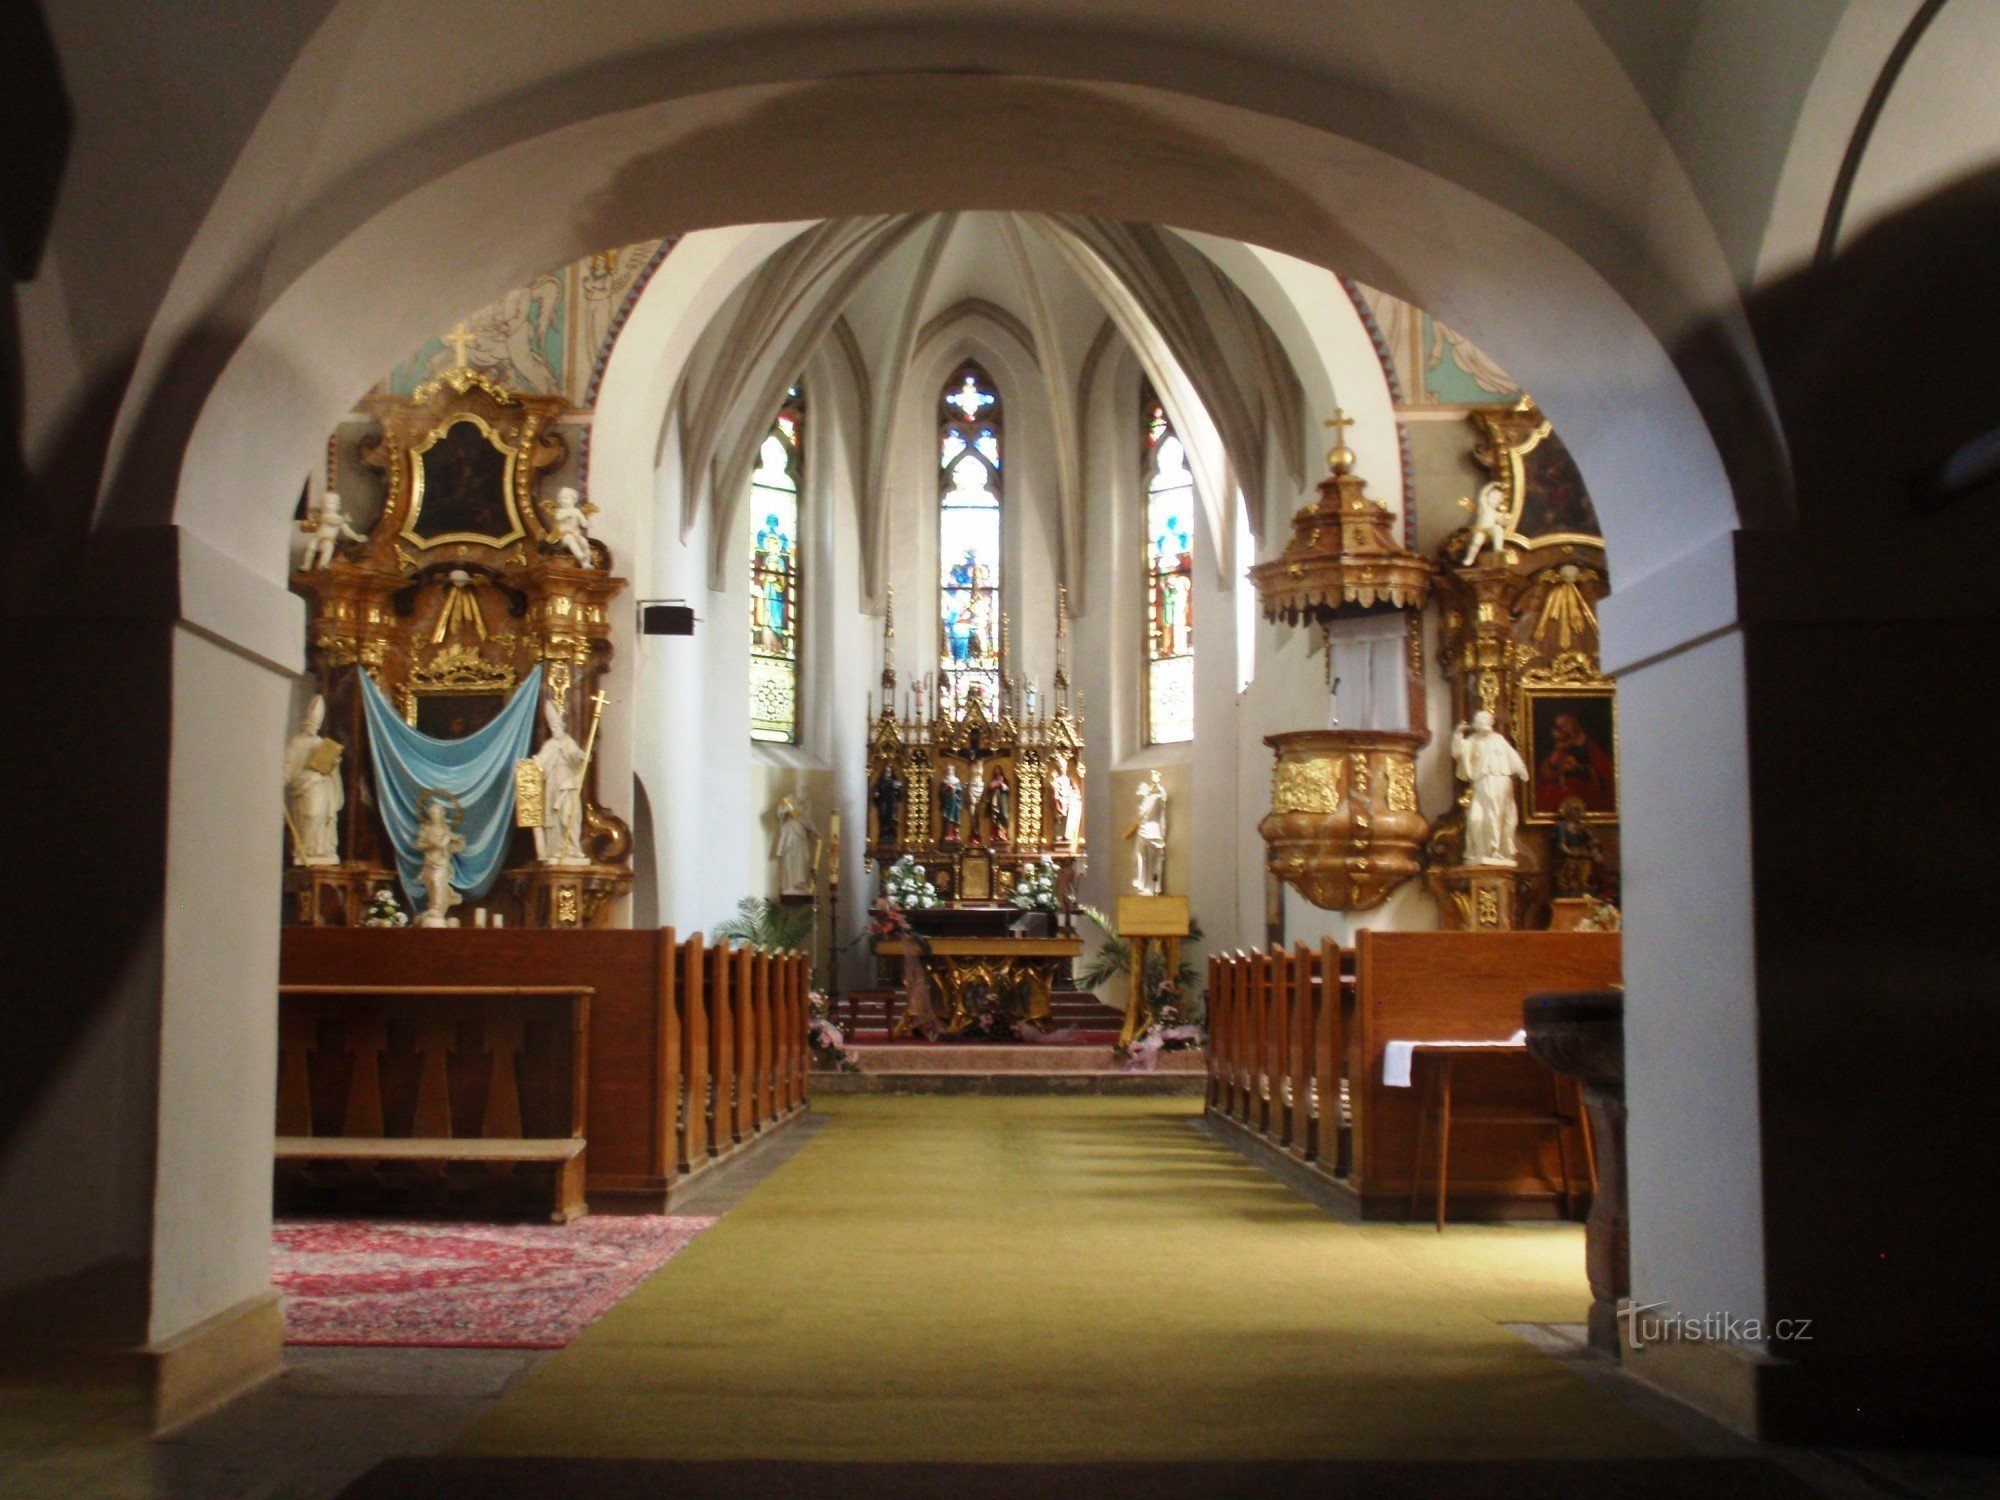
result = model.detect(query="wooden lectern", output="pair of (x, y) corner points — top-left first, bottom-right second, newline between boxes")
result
(1116, 894), (1191, 1045)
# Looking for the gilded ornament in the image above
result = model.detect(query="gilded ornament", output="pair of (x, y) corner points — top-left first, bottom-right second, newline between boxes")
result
(1272, 757), (1344, 815)
(1385, 761), (1417, 812)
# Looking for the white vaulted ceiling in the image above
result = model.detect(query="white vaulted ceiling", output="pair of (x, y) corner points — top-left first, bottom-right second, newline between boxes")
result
(666, 211), (1307, 597)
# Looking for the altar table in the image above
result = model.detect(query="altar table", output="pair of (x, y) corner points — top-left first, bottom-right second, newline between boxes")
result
(874, 935), (1083, 1035)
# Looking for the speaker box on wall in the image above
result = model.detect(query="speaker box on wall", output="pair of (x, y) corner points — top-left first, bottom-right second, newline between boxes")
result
(640, 604), (696, 635)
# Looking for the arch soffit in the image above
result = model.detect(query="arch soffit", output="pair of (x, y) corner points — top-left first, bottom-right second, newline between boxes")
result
(172, 74), (1744, 629)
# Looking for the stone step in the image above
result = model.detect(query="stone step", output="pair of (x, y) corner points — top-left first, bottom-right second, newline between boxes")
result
(813, 1043), (1207, 1095)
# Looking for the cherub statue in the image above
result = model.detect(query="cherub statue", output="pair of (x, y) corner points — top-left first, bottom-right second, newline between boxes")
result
(301, 490), (366, 570)
(1458, 480), (1511, 567)
(547, 486), (596, 568)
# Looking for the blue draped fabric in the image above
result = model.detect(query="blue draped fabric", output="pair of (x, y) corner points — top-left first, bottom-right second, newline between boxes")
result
(359, 665), (543, 905)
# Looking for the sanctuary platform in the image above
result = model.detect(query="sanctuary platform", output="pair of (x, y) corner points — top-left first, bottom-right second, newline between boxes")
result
(816, 1041), (1207, 1095)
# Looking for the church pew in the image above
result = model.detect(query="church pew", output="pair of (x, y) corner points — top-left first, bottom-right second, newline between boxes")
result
(1207, 931), (1608, 1218)
(274, 982), (591, 1221)
(1347, 930), (1616, 1219)
(278, 927), (811, 1215)
(1204, 944), (1343, 1165)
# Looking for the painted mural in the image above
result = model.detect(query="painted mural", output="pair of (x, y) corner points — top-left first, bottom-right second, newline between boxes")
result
(1353, 285), (1523, 409)
(383, 240), (666, 406)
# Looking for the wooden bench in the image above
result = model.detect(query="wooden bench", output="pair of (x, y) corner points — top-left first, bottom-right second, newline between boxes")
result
(276, 983), (591, 1222)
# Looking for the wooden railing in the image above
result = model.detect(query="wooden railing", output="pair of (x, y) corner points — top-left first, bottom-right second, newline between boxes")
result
(1206, 940), (1350, 1172)
(278, 927), (811, 1216)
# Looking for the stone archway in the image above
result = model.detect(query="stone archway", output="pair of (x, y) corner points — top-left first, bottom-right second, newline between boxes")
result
(64, 68), (1766, 1426)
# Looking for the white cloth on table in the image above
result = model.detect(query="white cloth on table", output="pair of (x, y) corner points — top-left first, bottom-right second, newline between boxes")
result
(1382, 1029), (1527, 1087)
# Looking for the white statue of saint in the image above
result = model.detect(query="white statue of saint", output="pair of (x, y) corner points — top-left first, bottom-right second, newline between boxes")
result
(1129, 770), (1168, 895)
(773, 795), (818, 897)
(1452, 710), (1530, 865)
(966, 766), (985, 840)
(531, 697), (590, 866)
(282, 695), (345, 867)
(1459, 481), (1511, 567)
(1050, 756), (1082, 846)
(413, 797), (465, 927)
(302, 491), (366, 571)
(547, 486), (595, 568)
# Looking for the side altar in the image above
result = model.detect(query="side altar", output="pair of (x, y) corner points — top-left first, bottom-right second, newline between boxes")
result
(863, 591), (1089, 1035)
(282, 351), (633, 928)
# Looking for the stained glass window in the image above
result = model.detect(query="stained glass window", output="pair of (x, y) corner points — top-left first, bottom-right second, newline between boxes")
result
(750, 386), (804, 743)
(939, 364), (1002, 710)
(1142, 383), (1195, 744)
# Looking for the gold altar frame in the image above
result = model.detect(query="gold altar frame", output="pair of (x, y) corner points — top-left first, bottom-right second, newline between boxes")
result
(1469, 398), (1604, 555)
(402, 412), (528, 550)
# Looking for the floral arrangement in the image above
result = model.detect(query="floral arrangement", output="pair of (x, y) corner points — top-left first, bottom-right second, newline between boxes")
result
(807, 990), (861, 1072)
(883, 856), (942, 910)
(362, 886), (409, 928)
(1008, 857), (1061, 913)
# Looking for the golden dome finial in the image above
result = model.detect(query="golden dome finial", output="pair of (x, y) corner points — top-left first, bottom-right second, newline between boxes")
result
(1325, 408), (1357, 475)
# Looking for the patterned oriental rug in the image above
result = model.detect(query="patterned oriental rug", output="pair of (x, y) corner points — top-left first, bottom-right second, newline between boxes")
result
(274, 1217), (715, 1349)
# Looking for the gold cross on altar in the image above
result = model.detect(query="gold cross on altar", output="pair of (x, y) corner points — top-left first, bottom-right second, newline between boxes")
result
(1324, 408), (1356, 446)
(443, 321), (477, 368)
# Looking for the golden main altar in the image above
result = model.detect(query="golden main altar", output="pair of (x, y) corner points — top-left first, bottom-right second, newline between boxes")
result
(864, 592), (1090, 1034)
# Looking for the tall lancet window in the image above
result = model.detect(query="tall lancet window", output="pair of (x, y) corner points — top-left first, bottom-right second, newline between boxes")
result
(1142, 382), (1195, 744)
(749, 385), (805, 743)
(938, 363), (1003, 709)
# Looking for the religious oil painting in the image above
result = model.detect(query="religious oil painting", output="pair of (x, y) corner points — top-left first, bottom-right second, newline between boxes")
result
(407, 416), (524, 548)
(413, 691), (507, 741)
(1520, 686), (1617, 822)
(1512, 429), (1602, 544)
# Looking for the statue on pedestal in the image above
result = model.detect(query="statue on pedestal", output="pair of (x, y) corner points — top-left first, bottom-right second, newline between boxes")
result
(301, 491), (366, 571)
(547, 486), (596, 568)
(871, 762), (906, 845)
(530, 697), (590, 866)
(939, 765), (964, 842)
(282, 695), (345, 867)
(1050, 756), (1082, 846)
(987, 770), (1012, 844)
(1452, 710), (1529, 865)
(774, 795), (818, 898)
(413, 794), (465, 927)
(1128, 770), (1168, 895)
(1551, 797), (1604, 898)
(1458, 481), (1511, 567)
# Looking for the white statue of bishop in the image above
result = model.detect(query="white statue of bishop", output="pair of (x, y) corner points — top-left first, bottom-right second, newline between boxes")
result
(413, 797), (465, 926)
(1129, 770), (1168, 895)
(548, 486), (596, 568)
(773, 795), (818, 898)
(302, 491), (366, 571)
(1452, 710), (1529, 865)
(282, 695), (345, 867)
(531, 697), (590, 866)
(1459, 481), (1511, 567)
